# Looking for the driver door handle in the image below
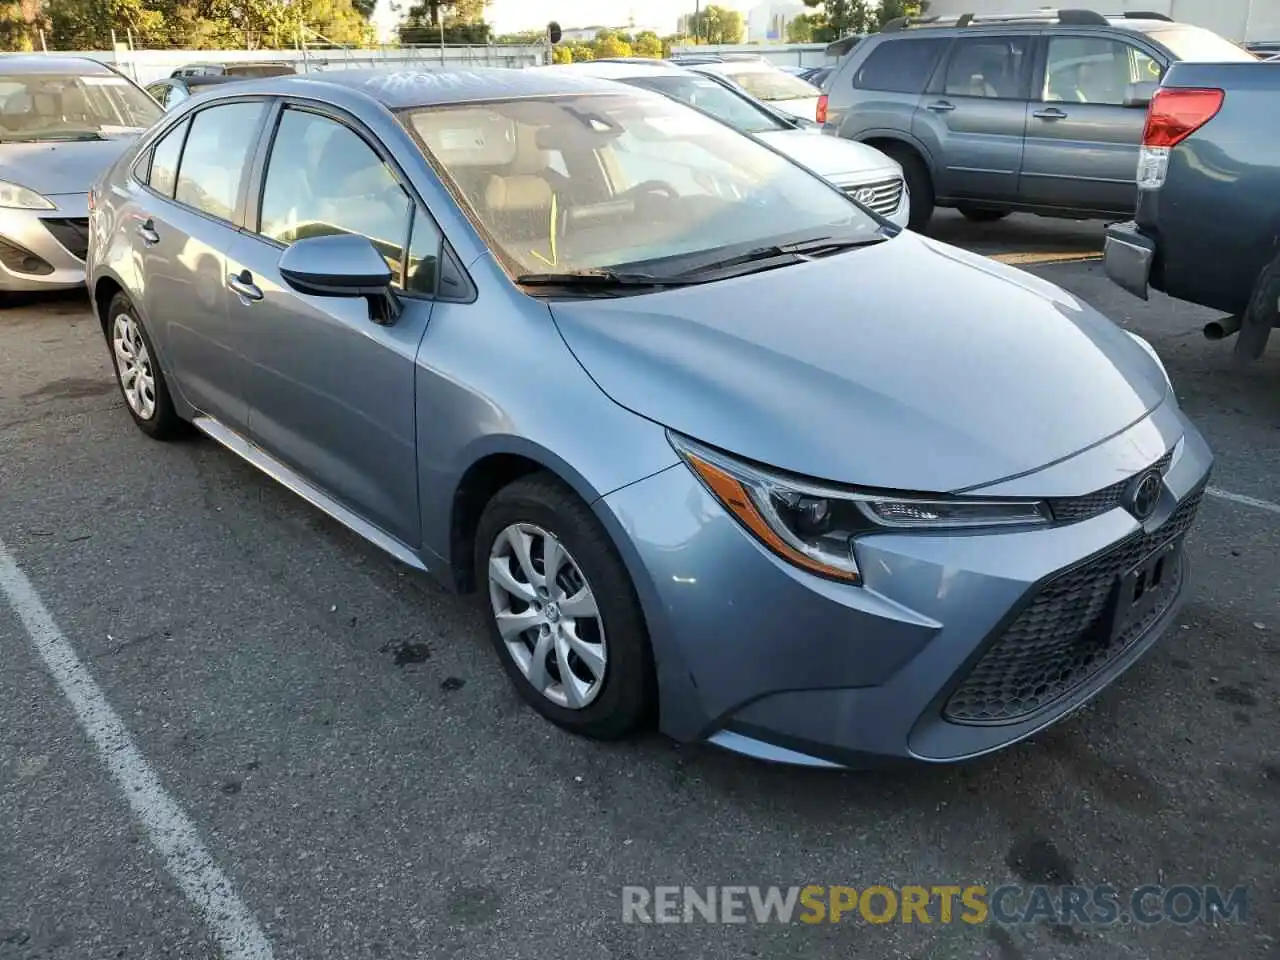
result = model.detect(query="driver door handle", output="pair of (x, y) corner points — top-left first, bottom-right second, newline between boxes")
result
(227, 269), (263, 302)
(926, 100), (956, 113)
(1033, 107), (1068, 120)
(135, 217), (159, 245)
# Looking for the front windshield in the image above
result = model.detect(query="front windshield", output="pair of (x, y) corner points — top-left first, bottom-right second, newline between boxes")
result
(627, 75), (789, 135)
(1148, 26), (1258, 62)
(0, 73), (160, 141)
(725, 68), (821, 102)
(400, 92), (879, 277)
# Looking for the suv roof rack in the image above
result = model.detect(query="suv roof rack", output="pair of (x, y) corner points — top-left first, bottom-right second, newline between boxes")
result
(881, 8), (1170, 31)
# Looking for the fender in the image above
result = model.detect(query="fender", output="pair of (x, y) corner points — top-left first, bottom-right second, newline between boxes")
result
(849, 127), (938, 176)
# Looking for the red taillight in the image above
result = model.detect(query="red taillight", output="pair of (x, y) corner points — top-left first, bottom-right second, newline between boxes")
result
(816, 94), (828, 125)
(1142, 87), (1224, 148)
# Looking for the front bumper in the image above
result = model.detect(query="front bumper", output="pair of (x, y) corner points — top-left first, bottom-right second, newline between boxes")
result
(0, 193), (90, 293)
(1104, 220), (1155, 302)
(598, 403), (1213, 768)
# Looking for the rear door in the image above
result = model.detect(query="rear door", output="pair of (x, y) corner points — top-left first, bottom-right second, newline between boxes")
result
(915, 33), (1034, 202)
(1020, 33), (1165, 214)
(827, 36), (950, 143)
(133, 99), (269, 431)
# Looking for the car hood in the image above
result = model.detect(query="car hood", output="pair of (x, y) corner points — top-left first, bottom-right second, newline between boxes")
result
(0, 139), (135, 196)
(755, 129), (900, 181)
(550, 232), (1169, 492)
(763, 96), (822, 122)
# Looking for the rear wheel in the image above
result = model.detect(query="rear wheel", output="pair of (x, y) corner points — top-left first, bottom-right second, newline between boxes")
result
(878, 143), (934, 231)
(958, 205), (1011, 223)
(475, 473), (656, 740)
(107, 293), (187, 440)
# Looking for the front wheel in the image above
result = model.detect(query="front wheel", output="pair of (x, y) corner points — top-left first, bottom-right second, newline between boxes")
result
(475, 474), (656, 740)
(880, 145), (934, 232)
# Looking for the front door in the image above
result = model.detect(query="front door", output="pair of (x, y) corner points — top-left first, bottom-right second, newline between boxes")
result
(227, 105), (439, 546)
(1020, 34), (1164, 215)
(913, 34), (1033, 203)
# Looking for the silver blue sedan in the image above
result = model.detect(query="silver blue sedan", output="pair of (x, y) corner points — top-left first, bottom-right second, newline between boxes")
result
(87, 68), (1212, 768)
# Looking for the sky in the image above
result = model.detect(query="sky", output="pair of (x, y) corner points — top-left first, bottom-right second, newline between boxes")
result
(486, 0), (748, 34)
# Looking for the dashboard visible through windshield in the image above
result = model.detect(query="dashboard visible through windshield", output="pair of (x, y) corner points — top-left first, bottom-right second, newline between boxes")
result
(0, 73), (160, 141)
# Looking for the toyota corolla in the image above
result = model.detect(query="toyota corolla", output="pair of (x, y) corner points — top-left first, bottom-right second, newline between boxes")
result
(87, 69), (1212, 768)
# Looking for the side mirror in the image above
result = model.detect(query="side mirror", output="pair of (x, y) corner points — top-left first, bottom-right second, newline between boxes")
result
(278, 233), (401, 324)
(1124, 80), (1158, 108)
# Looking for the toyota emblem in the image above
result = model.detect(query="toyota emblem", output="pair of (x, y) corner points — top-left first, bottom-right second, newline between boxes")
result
(1127, 470), (1163, 520)
(855, 187), (876, 205)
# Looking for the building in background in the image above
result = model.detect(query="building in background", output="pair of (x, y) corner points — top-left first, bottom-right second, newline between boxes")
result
(921, 0), (1277, 42)
(746, 0), (806, 41)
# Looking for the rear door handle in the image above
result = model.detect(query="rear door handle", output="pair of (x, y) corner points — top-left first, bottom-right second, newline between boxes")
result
(135, 217), (159, 245)
(926, 100), (956, 113)
(1033, 107), (1068, 120)
(227, 270), (263, 302)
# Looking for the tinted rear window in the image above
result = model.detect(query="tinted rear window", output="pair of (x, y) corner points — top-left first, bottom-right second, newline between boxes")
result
(854, 37), (950, 93)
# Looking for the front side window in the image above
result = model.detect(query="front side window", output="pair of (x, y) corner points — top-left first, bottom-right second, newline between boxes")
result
(0, 72), (160, 142)
(259, 108), (412, 284)
(628, 74), (788, 135)
(401, 92), (880, 278)
(1043, 37), (1161, 104)
(147, 119), (188, 197)
(854, 38), (950, 94)
(174, 101), (265, 220)
(721, 67), (821, 103)
(943, 36), (1031, 99)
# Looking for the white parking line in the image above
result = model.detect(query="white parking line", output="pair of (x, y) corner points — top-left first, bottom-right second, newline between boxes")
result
(1207, 486), (1280, 516)
(0, 539), (274, 960)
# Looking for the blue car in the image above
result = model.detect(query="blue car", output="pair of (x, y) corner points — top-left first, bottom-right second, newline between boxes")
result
(87, 68), (1212, 768)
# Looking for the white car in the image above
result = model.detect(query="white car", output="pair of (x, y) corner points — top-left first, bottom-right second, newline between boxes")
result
(688, 60), (825, 123)
(543, 60), (909, 229)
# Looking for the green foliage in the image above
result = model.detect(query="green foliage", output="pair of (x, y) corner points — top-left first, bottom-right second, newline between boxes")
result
(687, 3), (743, 44)
(550, 43), (572, 63)
(0, 0), (45, 49)
(785, 12), (817, 42)
(632, 29), (662, 58)
(799, 0), (922, 40)
(398, 0), (489, 45)
(592, 29), (631, 58)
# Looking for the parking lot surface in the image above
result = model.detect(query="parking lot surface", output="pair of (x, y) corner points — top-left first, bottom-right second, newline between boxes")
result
(1, 213), (1277, 960)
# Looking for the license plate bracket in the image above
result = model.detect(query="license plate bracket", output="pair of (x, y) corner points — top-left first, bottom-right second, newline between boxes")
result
(1110, 536), (1182, 640)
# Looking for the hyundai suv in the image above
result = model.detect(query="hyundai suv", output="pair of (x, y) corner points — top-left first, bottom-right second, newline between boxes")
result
(819, 8), (1255, 230)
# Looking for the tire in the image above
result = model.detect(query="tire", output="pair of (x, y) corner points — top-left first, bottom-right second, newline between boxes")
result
(880, 144), (934, 231)
(475, 473), (656, 740)
(958, 205), (1010, 223)
(105, 292), (187, 440)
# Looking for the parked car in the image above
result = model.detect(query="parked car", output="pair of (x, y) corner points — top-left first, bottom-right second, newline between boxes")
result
(800, 65), (835, 88)
(687, 60), (825, 122)
(820, 8), (1257, 230)
(0, 55), (160, 294)
(88, 68), (1211, 768)
(145, 74), (248, 111)
(543, 60), (910, 227)
(1104, 60), (1280, 361)
(171, 61), (296, 79)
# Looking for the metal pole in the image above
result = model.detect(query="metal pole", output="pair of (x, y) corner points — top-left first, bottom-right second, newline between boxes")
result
(38, 29), (46, 52)
(439, 19), (445, 64)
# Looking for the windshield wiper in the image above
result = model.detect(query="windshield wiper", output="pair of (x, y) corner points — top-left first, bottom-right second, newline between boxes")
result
(516, 269), (691, 289)
(672, 234), (887, 278)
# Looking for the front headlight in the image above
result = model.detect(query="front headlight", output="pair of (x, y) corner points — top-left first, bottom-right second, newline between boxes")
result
(671, 434), (1051, 585)
(0, 179), (54, 210)
(1124, 330), (1173, 392)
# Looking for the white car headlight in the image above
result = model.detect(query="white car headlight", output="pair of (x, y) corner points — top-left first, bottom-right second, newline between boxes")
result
(0, 179), (54, 210)
(1125, 330), (1172, 392)
(670, 433), (1052, 585)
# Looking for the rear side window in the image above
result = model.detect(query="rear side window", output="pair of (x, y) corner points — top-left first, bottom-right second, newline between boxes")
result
(943, 36), (1032, 99)
(174, 101), (265, 221)
(854, 38), (949, 94)
(147, 119), (188, 198)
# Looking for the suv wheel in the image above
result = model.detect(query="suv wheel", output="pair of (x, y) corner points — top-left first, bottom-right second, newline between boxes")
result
(958, 205), (1010, 223)
(879, 144), (933, 231)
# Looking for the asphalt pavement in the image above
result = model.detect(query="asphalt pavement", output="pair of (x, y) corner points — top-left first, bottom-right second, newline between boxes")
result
(1, 212), (1277, 960)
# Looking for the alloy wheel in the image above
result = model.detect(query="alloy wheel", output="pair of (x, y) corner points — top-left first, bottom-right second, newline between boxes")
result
(111, 313), (156, 421)
(487, 522), (607, 710)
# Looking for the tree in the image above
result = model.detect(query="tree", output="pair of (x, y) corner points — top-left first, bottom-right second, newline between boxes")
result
(688, 3), (743, 44)
(592, 29), (631, 58)
(632, 29), (662, 58)
(46, 0), (165, 49)
(398, 0), (489, 44)
(550, 43), (572, 63)
(566, 40), (594, 61)
(799, 0), (873, 41)
(786, 12), (817, 42)
(877, 0), (922, 27)
(0, 0), (45, 49)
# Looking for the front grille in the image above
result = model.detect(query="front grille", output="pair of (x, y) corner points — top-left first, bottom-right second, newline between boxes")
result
(943, 488), (1204, 725)
(843, 177), (904, 217)
(1049, 450), (1174, 524)
(0, 236), (53, 275)
(41, 217), (90, 260)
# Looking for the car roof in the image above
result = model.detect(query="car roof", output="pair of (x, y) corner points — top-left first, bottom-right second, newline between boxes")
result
(872, 14), (1185, 37)
(282, 67), (639, 109)
(0, 54), (118, 75)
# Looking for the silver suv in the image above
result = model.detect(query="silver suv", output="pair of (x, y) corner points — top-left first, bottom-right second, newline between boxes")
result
(819, 9), (1255, 230)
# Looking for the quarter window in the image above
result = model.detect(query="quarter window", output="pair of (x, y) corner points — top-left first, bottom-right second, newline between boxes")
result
(853, 38), (949, 94)
(146, 119), (188, 198)
(258, 108), (413, 286)
(174, 101), (265, 220)
(943, 36), (1031, 99)
(1043, 37), (1162, 105)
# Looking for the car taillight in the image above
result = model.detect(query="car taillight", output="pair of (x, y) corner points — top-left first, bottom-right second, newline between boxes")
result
(816, 93), (828, 125)
(1136, 87), (1224, 190)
